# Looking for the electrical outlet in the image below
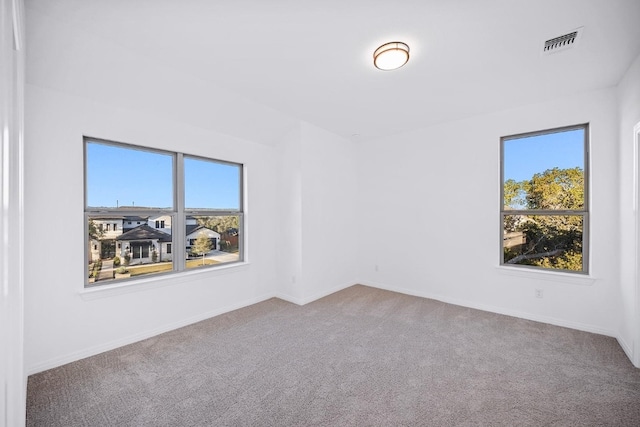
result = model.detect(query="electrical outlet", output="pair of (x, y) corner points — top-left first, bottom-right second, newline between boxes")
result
(535, 289), (543, 298)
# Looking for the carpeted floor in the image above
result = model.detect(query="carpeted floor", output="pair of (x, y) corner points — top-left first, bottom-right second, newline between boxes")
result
(26, 285), (640, 426)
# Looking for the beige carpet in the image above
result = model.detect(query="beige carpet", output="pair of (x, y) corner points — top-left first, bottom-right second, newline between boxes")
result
(26, 285), (640, 426)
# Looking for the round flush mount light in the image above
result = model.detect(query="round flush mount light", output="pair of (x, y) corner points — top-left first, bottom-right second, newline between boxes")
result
(373, 41), (410, 70)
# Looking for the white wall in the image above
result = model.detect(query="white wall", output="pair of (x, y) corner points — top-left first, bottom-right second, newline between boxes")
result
(299, 123), (358, 302)
(357, 88), (622, 339)
(275, 125), (304, 302)
(0, 0), (25, 425)
(24, 84), (280, 373)
(275, 123), (359, 304)
(616, 52), (640, 366)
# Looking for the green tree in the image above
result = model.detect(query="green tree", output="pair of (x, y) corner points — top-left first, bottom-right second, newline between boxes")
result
(196, 216), (239, 234)
(193, 231), (212, 266)
(527, 167), (584, 210)
(88, 219), (104, 263)
(504, 167), (584, 271)
(88, 219), (104, 240)
(503, 179), (527, 209)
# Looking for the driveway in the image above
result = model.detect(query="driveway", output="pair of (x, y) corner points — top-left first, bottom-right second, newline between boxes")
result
(97, 259), (114, 281)
(205, 250), (239, 263)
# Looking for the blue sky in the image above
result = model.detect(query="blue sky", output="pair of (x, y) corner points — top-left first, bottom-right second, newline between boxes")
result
(503, 128), (584, 182)
(86, 142), (240, 209)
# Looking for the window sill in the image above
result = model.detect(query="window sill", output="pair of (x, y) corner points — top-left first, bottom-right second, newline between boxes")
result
(80, 261), (251, 300)
(495, 265), (596, 286)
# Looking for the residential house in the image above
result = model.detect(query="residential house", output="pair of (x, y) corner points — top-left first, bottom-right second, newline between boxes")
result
(90, 214), (220, 265)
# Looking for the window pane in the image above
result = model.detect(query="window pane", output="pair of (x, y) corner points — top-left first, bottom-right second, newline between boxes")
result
(185, 215), (241, 269)
(503, 129), (584, 210)
(184, 157), (241, 210)
(503, 214), (583, 272)
(87, 215), (173, 285)
(86, 142), (173, 209)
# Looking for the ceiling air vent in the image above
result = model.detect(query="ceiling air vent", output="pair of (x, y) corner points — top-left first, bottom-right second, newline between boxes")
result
(542, 27), (583, 55)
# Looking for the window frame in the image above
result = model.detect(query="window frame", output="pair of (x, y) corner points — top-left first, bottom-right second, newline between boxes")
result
(182, 153), (244, 271)
(84, 137), (244, 287)
(499, 123), (590, 274)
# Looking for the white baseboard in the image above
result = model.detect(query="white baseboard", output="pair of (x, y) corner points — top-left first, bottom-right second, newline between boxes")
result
(359, 280), (618, 338)
(275, 280), (356, 306)
(273, 292), (304, 305)
(616, 335), (636, 367)
(27, 292), (275, 375)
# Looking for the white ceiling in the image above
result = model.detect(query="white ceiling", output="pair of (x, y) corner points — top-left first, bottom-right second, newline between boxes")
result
(24, 0), (640, 143)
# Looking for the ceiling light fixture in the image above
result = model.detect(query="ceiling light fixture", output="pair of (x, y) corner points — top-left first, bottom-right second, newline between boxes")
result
(373, 41), (410, 71)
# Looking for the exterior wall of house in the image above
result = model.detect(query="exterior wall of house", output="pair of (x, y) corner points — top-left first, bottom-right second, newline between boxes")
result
(148, 214), (172, 235)
(160, 242), (173, 262)
(502, 231), (525, 249)
(92, 218), (124, 241)
(123, 219), (146, 230)
(186, 229), (220, 254)
(89, 239), (100, 262)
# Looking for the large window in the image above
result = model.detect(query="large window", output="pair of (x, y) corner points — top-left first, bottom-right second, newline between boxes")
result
(500, 124), (588, 273)
(85, 138), (243, 287)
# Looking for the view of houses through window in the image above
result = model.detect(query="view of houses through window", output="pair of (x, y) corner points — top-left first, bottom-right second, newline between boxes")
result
(85, 139), (243, 286)
(501, 124), (588, 273)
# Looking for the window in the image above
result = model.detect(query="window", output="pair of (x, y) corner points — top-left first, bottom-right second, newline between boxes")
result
(500, 124), (588, 273)
(85, 138), (244, 286)
(184, 157), (242, 269)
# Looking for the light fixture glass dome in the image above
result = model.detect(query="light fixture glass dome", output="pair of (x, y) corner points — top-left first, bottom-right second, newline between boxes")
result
(373, 41), (410, 71)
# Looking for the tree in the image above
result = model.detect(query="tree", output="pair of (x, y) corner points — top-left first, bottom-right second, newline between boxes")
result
(503, 179), (527, 209)
(196, 216), (239, 235)
(88, 219), (104, 241)
(527, 167), (583, 210)
(193, 231), (212, 265)
(504, 167), (584, 271)
(88, 219), (105, 263)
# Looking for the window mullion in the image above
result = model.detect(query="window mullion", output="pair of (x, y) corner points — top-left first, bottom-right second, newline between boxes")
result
(175, 152), (185, 272)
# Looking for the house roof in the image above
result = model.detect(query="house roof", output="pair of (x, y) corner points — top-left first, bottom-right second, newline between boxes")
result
(186, 224), (205, 236)
(90, 215), (125, 220)
(116, 225), (172, 242)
